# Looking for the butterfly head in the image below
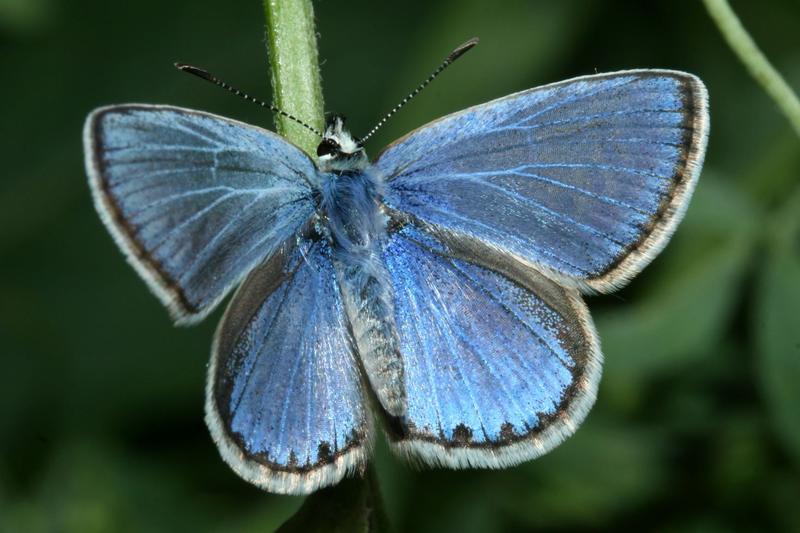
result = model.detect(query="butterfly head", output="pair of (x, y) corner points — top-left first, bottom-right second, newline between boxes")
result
(317, 114), (367, 172)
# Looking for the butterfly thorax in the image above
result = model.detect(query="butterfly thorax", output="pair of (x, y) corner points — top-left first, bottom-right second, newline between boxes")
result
(316, 116), (406, 418)
(316, 115), (385, 267)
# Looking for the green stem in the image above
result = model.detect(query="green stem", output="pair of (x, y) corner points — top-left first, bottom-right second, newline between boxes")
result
(703, 0), (800, 138)
(264, 0), (325, 156)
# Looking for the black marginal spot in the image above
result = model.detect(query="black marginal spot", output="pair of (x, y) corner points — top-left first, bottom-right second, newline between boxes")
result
(500, 422), (517, 442)
(346, 428), (362, 446)
(452, 424), (473, 444)
(317, 441), (333, 464)
(224, 427), (366, 474)
(288, 451), (299, 468)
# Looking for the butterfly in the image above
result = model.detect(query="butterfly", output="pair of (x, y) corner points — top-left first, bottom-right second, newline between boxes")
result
(83, 38), (709, 495)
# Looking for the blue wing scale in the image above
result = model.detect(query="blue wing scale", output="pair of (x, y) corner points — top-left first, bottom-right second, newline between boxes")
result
(84, 105), (318, 324)
(378, 70), (709, 292)
(206, 238), (371, 494)
(383, 223), (601, 467)
(84, 68), (710, 490)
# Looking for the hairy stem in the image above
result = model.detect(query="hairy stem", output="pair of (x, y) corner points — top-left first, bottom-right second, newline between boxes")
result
(703, 0), (800, 138)
(264, 0), (325, 155)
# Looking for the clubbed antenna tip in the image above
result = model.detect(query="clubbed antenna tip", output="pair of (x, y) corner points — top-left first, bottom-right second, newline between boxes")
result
(447, 37), (480, 63)
(175, 63), (213, 81)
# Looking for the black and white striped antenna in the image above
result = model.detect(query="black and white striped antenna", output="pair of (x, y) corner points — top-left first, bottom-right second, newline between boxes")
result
(357, 37), (479, 145)
(174, 63), (323, 138)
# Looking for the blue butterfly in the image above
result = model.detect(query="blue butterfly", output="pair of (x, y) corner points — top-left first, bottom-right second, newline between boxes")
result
(83, 39), (709, 494)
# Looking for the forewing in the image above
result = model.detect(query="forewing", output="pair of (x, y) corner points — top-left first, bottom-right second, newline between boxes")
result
(382, 223), (601, 467)
(207, 238), (371, 494)
(84, 105), (318, 324)
(378, 70), (709, 292)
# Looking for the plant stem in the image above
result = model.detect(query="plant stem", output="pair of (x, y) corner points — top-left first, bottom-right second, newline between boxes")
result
(703, 0), (800, 138)
(264, 0), (325, 156)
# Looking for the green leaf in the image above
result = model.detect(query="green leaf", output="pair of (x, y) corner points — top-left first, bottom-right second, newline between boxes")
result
(277, 470), (390, 533)
(756, 189), (800, 465)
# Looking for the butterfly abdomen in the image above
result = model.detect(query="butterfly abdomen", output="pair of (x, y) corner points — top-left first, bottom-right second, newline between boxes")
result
(320, 169), (406, 417)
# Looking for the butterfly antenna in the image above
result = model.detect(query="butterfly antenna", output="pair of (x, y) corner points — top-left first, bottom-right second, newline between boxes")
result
(357, 37), (479, 145)
(175, 63), (323, 137)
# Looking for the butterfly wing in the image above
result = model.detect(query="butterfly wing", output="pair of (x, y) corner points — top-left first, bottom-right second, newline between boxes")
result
(382, 222), (600, 466)
(206, 237), (371, 494)
(377, 70), (709, 292)
(84, 105), (318, 324)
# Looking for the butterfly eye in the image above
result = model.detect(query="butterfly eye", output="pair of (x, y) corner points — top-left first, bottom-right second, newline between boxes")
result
(317, 139), (339, 157)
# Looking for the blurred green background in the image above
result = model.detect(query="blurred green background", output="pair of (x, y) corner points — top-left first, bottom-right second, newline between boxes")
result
(2, 0), (799, 531)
